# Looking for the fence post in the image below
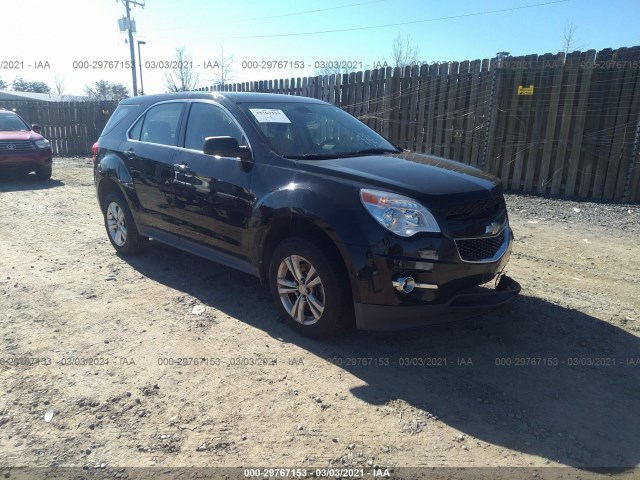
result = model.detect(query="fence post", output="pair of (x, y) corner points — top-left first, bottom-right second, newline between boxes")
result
(623, 113), (640, 202)
(380, 68), (391, 140)
(480, 56), (499, 170)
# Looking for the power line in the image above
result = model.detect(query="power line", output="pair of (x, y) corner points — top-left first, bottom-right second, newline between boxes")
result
(230, 0), (570, 39)
(150, 0), (390, 34)
(227, 0), (389, 23)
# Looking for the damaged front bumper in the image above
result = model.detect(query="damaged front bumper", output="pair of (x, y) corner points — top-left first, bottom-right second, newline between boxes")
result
(354, 274), (521, 331)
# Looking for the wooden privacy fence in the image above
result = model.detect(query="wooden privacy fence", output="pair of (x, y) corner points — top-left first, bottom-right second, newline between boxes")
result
(201, 46), (640, 202)
(0, 100), (119, 157)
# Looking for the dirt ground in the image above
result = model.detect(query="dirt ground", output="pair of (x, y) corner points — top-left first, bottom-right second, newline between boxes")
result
(1, 158), (639, 479)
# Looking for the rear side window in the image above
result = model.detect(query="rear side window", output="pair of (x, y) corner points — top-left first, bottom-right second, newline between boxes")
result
(129, 116), (143, 140)
(136, 102), (184, 146)
(101, 105), (136, 136)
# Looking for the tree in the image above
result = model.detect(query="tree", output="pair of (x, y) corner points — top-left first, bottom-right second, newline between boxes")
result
(207, 46), (236, 88)
(12, 77), (29, 91)
(562, 21), (582, 54)
(53, 74), (66, 96)
(388, 34), (420, 69)
(12, 77), (51, 93)
(30, 81), (52, 94)
(164, 47), (200, 92)
(84, 80), (130, 101)
(0, 78), (6, 90)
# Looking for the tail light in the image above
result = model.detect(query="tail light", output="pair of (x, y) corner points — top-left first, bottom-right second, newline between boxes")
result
(92, 141), (99, 165)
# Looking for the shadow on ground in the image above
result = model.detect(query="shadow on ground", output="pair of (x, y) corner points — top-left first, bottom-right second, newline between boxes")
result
(0, 173), (64, 192)
(122, 241), (640, 470)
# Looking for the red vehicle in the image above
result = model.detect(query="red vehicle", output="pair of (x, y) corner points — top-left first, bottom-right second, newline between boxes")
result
(0, 109), (52, 179)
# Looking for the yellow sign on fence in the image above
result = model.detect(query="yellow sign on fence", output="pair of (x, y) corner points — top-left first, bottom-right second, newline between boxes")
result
(518, 85), (534, 95)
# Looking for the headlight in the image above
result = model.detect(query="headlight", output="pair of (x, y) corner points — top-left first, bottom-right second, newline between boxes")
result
(34, 139), (50, 149)
(359, 189), (440, 237)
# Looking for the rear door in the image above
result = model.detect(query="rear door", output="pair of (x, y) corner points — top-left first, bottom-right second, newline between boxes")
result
(170, 101), (254, 260)
(124, 101), (186, 231)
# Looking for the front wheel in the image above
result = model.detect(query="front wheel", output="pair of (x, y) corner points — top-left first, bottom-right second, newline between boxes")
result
(103, 191), (147, 255)
(35, 165), (52, 180)
(269, 238), (351, 339)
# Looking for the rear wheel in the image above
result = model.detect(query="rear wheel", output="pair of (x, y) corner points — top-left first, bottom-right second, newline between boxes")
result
(35, 165), (52, 180)
(269, 237), (351, 339)
(103, 191), (147, 254)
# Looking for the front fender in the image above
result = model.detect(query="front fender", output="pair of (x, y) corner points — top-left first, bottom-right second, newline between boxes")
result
(253, 179), (371, 246)
(252, 181), (374, 302)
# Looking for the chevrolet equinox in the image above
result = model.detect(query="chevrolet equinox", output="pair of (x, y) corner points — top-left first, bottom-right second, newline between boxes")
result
(94, 92), (520, 338)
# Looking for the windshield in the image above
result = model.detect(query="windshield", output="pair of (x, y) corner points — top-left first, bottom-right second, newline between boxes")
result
(0, 114), (30, 132)
(239, 102), (400, 159)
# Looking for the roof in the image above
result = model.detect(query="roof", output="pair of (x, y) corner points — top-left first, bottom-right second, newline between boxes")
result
(119, 91), (328, 106)
(0, 90), (91, 102)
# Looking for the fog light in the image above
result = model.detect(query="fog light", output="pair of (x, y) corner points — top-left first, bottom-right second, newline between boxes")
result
(392, 276), (439, 292)
(393, 276), (415, 293)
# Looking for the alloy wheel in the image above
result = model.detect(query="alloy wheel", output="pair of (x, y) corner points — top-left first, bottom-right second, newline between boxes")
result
(106, 201), (128, 247)
(276, 254), (325, 325)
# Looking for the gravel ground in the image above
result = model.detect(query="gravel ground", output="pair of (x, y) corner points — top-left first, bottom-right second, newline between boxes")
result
(0, 158), (639, 480)
(505, 193), (640, 235)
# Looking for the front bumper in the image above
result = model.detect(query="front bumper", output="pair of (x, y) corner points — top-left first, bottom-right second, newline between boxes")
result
(338, 222), (520, 331)
(354, 274), (521, 330)
(0, 150), (52, 173)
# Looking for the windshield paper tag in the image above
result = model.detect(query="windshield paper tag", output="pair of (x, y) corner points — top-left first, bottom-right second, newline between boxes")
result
(249, 109), (291, 123)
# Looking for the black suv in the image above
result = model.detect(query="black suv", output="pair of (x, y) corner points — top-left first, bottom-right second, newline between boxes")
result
(94, 92), (519, 338)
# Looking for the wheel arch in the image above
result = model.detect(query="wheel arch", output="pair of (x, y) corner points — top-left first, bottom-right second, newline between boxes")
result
(97, 177), (127, 212)
(96, 153), (137, 213)
(258, 214), (361, 303)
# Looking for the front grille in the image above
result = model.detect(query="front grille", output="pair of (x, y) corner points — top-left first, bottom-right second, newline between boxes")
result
(455, 230), (506, 262)
(445, 195), (505, 221)
(0, 140), (35, 151)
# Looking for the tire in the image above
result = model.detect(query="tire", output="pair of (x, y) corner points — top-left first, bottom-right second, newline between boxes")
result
(35, 165), (52, 180)
(103, 191), (147, 255)
(268, 237), (351, 339)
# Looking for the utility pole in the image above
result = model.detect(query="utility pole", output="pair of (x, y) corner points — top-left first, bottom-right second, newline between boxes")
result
(119, 0), (145, 96)
(137, 41), (146, 95)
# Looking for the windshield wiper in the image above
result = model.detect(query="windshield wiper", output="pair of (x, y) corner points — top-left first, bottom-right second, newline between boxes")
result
(282, 153), (342, 160)
(283, 147), (402, 160)
(341, 147), (403, 156)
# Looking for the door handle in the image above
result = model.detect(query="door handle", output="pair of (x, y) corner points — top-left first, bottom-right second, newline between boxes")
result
(173, 163), (190, 173)
(124, 149), (135, 160)
(173, 163), (194, 191)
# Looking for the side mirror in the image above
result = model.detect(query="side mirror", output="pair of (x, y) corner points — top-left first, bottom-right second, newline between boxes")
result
(203, 136), (252, 161)
(32, 124), (42, 134)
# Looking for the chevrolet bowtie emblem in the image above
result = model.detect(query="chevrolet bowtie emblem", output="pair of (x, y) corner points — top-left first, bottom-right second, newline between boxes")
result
(485, 221), (502, 235)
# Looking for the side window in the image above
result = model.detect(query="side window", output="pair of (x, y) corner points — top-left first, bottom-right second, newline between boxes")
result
(139, 102), (184, 146)
(102, 105), (134, 135)
(129, 116), (143, 140)
(184, 103), (244, 151)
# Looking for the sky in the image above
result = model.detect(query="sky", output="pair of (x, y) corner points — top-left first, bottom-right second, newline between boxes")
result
(1, 0), (639, 96)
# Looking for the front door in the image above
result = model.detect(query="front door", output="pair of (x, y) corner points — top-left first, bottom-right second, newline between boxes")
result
(170, 101), (254, 261)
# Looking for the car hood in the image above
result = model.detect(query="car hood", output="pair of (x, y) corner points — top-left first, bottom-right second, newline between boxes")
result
(0, 131), (41, 141)
(298, 151), (502, 208)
